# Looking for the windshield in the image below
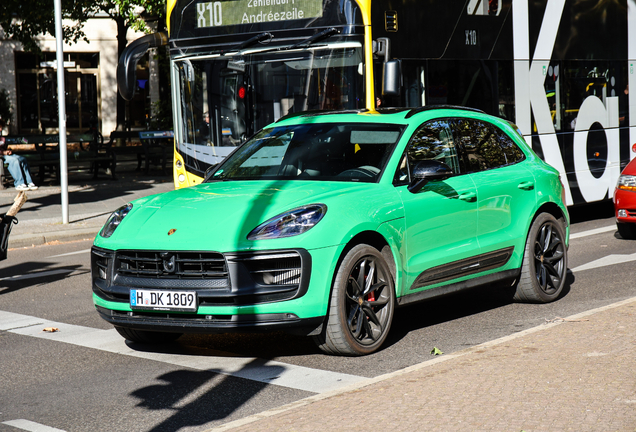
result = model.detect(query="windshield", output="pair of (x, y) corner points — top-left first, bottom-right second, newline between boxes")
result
(174, 42), (365, 175)
(208, 122), (404, 183)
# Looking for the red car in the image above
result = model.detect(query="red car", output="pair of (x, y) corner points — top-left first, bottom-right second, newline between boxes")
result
(615, 157), (636, 239)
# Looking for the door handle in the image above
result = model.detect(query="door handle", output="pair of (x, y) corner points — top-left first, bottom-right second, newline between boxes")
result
(459, 191), (476, 202)
(518, 181), (535, 191)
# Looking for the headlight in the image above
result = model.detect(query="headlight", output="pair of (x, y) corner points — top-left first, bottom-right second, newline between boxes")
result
(617, 175), (636, 192)
(247, 204), (327, 240)
(99, 203), (133, 238)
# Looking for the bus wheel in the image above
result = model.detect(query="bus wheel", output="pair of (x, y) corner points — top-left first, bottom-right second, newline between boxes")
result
(514, 213), (568, 303)
(115, 326), (182, 344)
(314, 244), (395, 356)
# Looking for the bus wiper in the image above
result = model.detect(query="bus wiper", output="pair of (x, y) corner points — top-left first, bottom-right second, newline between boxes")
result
(223, 32), (273, 55)
(287, 27), (340, 50)
(236, 27), (340, 56)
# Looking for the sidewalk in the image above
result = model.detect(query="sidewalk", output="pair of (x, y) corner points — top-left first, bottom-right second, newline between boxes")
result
(0, 161), (175, 248)
(212, 298), (636, 432)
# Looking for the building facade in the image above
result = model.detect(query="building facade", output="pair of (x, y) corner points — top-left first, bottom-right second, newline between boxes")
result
(0, 15), (157, 136)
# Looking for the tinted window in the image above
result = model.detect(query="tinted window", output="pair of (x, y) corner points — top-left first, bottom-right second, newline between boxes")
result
(210, 122), (404, 183)
(451, 118), (524, 172)
(405, 119), (461, 175)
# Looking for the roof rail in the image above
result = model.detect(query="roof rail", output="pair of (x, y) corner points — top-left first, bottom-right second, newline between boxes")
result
(404, 105), (485, 119)
(275, 109), (369, 123)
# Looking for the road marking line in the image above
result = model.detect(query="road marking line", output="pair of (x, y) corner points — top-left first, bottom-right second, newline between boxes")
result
(571, 252), (636, 272)
(569, 224), (616, 239)
(46, 249), (91, 258)
(2, 419), (66, 432)
(0, 310), (363, 394)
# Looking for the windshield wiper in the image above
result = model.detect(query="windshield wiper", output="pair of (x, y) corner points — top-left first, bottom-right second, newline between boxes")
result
(287, 27), (340, 50)
(222, 32), (273, 55)
(236, 27), (340, 56)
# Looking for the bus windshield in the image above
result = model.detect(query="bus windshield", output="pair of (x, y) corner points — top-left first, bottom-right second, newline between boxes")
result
(175, 41), (365, 174)
(208, 122), (404, 183)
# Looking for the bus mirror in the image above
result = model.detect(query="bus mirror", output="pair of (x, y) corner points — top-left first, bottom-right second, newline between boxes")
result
(117, 32), (168, 101)
(374, 37), (390, 62)
(383, 59), (402, 97)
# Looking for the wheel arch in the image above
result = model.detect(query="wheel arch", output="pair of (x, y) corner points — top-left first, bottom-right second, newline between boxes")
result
(333, 230), (399, 292)
(343, 230), (394, 270)
(534, 201), (569, 238)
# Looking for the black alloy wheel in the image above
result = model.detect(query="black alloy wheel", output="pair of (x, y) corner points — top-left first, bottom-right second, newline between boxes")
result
(314, 244), (395, 356)
(514, 213), (568, 303)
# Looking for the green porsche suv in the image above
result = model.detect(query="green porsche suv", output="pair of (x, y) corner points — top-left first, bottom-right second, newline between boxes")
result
(91, 106), (569, 356)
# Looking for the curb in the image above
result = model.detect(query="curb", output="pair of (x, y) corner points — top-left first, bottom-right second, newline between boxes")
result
(8, 227), (101, 248)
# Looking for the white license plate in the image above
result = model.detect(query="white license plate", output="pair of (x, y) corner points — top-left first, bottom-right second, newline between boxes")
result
(130, 289), (197, 312)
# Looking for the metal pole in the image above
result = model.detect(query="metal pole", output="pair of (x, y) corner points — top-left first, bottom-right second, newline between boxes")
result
(54, 0), (69, 224)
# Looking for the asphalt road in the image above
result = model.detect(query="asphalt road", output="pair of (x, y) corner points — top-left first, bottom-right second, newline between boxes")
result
(1, 200), (634, 432)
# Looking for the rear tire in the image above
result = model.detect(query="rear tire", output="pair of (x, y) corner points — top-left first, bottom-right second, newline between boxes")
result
(115, 326), (182, 344)
(514, 213), (567, 303)
(314, 244), (395, 356)
(617, 222), (636, 239)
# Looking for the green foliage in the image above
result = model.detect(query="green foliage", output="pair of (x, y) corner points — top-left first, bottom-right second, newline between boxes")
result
(430, 347), (444, 356)
(0, 0), (98, 52)
(149, 99), (173, 131)
(0, 89), (13, 126)
(0, 0), (165, 52)
(149, 45), (172, 130)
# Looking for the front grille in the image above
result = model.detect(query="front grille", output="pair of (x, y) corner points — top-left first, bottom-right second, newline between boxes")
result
(116, 251), (228, 280)
(92, 247), (311, 306)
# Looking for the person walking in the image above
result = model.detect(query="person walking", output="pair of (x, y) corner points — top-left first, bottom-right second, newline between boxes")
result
(0, 121), (38, 191)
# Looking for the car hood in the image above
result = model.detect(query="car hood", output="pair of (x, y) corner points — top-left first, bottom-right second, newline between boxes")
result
(94, 180), (398, 252)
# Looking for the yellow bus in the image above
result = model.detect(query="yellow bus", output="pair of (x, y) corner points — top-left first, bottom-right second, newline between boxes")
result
(119, 0), (384, 188)
(118, 0), (636, 205)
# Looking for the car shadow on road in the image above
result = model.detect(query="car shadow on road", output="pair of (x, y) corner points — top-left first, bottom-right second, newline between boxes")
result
(0, 261), (85, 294)
(383, 269), (576, 351)
(129, 359), (286, 431)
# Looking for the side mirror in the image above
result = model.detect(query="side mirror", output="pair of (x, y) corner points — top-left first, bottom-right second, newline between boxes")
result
(383, 59), (402, 97)
(407, 160), (453, 193)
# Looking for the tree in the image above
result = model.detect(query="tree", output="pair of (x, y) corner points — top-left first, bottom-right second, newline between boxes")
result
(0, 0), (98, 53)
(95, 1), (165, 131)
(0, 0), (166, 130)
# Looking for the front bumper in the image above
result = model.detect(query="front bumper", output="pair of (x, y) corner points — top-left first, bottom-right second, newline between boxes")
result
(614, 189), (636, 224)
(91, 246), (336, 335)
(95, 305), (325, 335)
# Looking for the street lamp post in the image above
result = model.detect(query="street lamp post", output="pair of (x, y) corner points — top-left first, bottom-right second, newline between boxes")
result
(54, 0), (69, 224)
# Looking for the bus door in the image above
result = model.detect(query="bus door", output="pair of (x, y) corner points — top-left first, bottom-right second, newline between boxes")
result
(217, 65), (248, 146)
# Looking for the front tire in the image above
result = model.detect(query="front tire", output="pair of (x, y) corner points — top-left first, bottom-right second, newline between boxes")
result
(115, 326), (182, 344)
(314, 244), (395, 356)
(514, 213), (568, 303)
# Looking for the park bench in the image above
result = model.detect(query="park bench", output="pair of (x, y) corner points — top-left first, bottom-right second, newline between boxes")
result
(0, 133), (116, 189)
(106, 130), (173, 175)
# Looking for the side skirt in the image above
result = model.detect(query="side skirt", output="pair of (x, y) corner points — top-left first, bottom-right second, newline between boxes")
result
(410, 247), (515, 290)
(397, 268), (520, 307)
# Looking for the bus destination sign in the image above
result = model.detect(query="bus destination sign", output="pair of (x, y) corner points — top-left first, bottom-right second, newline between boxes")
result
(197, 0), (323, 28)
